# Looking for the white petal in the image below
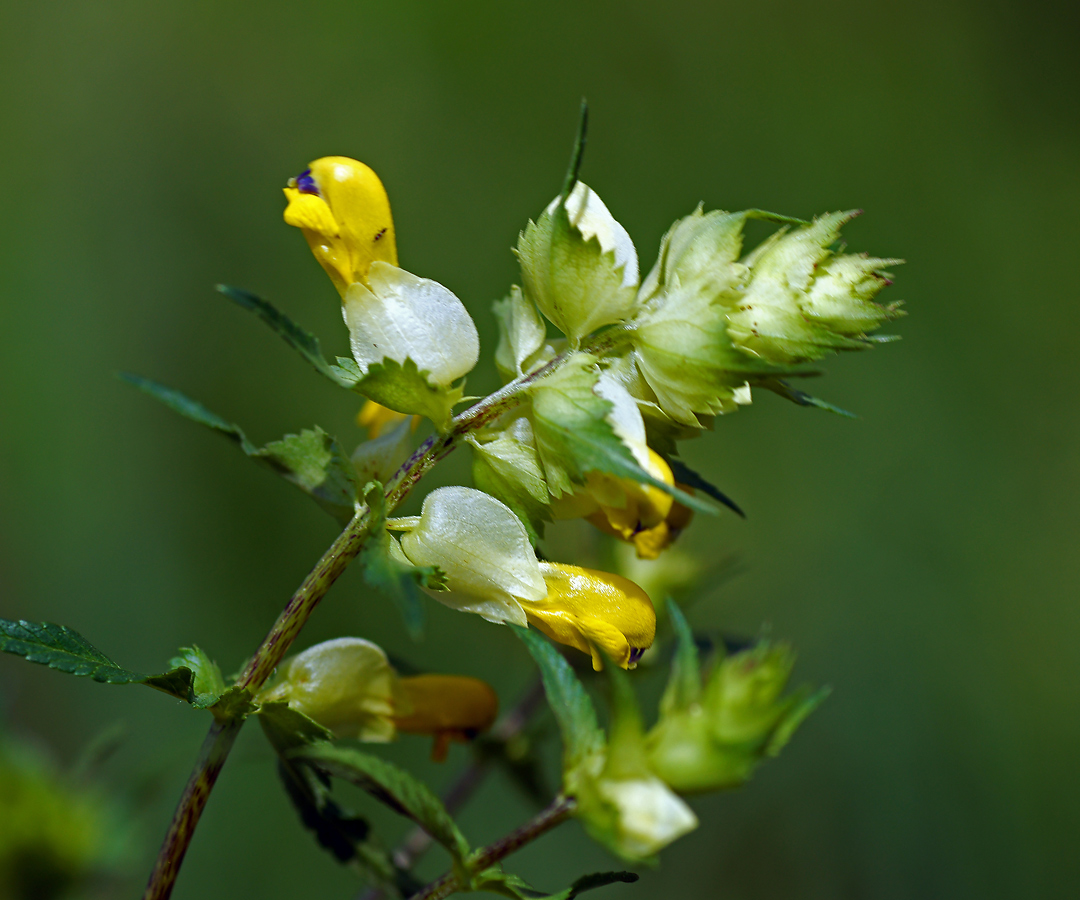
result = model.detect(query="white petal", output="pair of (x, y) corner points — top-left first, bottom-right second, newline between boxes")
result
(343, 262), (479, 386)
(595, 370), (650, 469)
(399, 487), (546, 625)
(546, 182), (638, 288)
(598, 775), (699, 857)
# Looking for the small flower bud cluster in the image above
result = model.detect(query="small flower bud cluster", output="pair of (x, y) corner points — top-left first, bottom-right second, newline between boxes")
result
(258, 637), (498, 761)
(571, 604), (822, 861)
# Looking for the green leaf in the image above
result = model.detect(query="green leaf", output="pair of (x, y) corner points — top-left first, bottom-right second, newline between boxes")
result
(169, 646), (226, 709)
(758, 378), (857, 418)
(208, 685), (258, 721)
(529, 355), (715, 516)
(121, 374), (358, 522)
(254, 428), (359, 523)
(475, 867), (638, 900)
(0, 617), (195, 702)
(353, 357), (464, 432)
(659, 599), (701, 715)
(257, 701), (334, 753)
(666, 458), (745, 519)
(358, 482), (444, 638)
(468, 427), (550, 544)
(765, 685), (831, 757)
(294, 743), (471, 864)
(511, 626), (603, 772)
(119, 372), (256, 452)
(217, 284), (355, 388)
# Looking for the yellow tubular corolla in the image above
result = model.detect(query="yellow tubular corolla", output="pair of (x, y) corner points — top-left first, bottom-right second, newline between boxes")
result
(523, 563), (656, 671)
(393, 674), (499, 762)
(356, 400), (411, 438)
(579, 449), (689, 559)
(283, 156), (397, 295)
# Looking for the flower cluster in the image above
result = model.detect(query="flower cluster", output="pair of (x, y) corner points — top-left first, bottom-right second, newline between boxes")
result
(279, 152), (899, 862)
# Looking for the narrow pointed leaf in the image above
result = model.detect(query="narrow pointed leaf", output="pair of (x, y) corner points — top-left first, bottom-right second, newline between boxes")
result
(0, 617), (195, 702)
(759, 378), (857, 418)
(666, 458), (745, 518)
(217, 284), (355, 387)
(511, 626), (603, 771)
(294, 743), (471, 864)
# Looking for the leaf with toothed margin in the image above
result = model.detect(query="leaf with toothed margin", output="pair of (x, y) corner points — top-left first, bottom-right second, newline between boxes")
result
(293, 742), (471, 865)
(474, 867), (639, 900)
(528, 354), (717, 516)
(120, 374), (359, 522)
(169, 646), (226, 709)
(217, 284), (356, 388)
(666, 458), (745, 519)
(758, 378), (857, 418)
(0, 617), (196, 702)
(351, 357), (465, 432)
(511, 625), (603, 774)
(357, 482), (445, 639)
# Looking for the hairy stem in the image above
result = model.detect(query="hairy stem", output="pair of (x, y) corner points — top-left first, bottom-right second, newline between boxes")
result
(408, 796), (577, 900)
(141, 351), (578, 900)
(141, 718), (243, 900)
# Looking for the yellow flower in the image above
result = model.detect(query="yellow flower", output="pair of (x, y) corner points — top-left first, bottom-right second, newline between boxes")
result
(356, 399), (418, 439)
(552, 448), (689, 559)
(522, 563), (656, 671)
(283, 156), (397, 295)
(393, 674), (499, 762)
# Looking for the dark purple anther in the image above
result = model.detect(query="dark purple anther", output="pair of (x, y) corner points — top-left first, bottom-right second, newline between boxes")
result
(628, 647), (646, 664)
(296, 168), (320, 196)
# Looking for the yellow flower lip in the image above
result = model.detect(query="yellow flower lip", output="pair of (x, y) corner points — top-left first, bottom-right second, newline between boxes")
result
(283, 156), (397, 294)
(523, 563), (656, 670)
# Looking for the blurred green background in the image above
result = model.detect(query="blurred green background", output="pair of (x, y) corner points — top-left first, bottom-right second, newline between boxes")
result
(2, 0), (1078, 897)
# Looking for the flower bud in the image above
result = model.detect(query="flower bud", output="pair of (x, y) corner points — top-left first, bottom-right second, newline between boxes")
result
(343, 262), (480, 390)
(397, 486), (547, 625)
(521, 562), (656, 670)
(393, 674), (499, 762)
(517, 182), (639, 345)
(283, 156), (397, 295)
(259, 638), (402, 742)
(572, 652), (697, 860)
(646, 641), (825, 793)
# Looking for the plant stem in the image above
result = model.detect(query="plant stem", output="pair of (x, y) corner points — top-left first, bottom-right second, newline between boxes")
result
(141, 718), (243, 900)
(407, 796), (577, 900)
(141, 352), (577, 900)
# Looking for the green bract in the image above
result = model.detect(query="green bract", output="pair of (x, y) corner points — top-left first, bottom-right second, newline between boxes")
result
(517, 182), (640, 347)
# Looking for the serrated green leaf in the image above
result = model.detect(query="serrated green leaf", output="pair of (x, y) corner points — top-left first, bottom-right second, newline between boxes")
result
(511, 626), (603, 773)
(758, 378), (857, 418)
(217, 284), (355, 388)
(119, 372), (257, 452)
(358, 483), (443, 638)
(294, 743), (471, 864)
(660, 600), (701, 715)
(121, 374), (358, 522)
(352, 357), (463, 432)
(208, 685), (257, 722)
(765, 686), (831, 757)
(169, 646), (226, 708)
(254, 427), (359, 523)
(257, 701), (334, 753)
(475, 867), (638, 900)
(529, 355), (715, 516)
(0, 617), (195, 702)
